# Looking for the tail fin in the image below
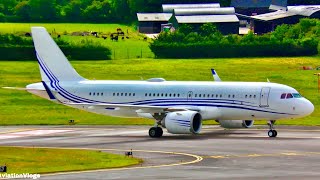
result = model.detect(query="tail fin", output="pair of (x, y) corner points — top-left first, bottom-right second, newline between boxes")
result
(211, 69), (221, 81)
(31, 27), (85, 82)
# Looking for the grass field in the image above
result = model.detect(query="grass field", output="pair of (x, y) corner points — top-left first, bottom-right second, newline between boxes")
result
(1, 56), (320, 126)
(0, 146), (141, 174)
(0, 23), (154, 59)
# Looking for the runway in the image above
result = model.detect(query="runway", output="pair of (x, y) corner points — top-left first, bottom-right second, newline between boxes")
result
(1, 125), (320, 179)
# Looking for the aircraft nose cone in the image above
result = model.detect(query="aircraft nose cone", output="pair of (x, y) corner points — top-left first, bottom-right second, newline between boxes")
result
(304, 99), (314, 116)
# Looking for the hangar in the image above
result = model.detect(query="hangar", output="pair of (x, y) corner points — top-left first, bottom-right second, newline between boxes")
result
(137, 13), (172, 33)
(137, 3), (239, 35)
(250, 5), (320, 34)
(170, 14), (239, 35)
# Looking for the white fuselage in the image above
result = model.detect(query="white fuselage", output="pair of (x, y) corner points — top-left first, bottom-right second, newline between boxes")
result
(28, 80), (314, 121)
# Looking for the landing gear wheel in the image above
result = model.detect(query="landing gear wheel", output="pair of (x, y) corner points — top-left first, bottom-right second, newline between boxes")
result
(267, 120), (277, 138)
(149, 127), (163, 138)
(267, 130), (277, 137)
(272, 130), (277, 137)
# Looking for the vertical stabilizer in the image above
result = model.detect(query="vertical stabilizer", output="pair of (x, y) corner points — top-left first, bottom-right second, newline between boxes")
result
(211, 69), (222, 81)
(31, 27), (85, 82)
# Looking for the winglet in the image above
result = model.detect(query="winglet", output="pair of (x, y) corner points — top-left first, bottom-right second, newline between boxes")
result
(41, 81), (56, 100)
(211, 69), (221, 81)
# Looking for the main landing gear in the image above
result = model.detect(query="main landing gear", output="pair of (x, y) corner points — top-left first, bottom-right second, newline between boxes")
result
(267, 120), (277, 138)
(149, 127), (163, 138)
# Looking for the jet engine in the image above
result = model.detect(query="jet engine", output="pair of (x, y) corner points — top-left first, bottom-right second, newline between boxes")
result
(164, 111), (202, 134)
(218, 120), (254, 129)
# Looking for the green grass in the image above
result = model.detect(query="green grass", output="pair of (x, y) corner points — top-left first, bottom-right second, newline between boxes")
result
(0, 146), (141, 174)
(0, 56), (320, 126)
(0, 23), (154, 59)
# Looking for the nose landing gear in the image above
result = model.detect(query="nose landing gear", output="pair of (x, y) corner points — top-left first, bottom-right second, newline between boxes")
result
(267, 120), (277, 138)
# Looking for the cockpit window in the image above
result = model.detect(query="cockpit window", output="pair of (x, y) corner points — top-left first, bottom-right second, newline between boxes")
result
(280, 93), (286, 99)
(292, 93), (302, 98)
(286, 93), (293, 99)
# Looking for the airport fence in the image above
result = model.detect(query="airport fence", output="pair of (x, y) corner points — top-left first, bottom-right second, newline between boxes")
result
(109, 47), (155, 60)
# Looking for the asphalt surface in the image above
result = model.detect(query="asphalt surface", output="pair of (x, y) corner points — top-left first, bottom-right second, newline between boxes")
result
(1, 125), (320, 179)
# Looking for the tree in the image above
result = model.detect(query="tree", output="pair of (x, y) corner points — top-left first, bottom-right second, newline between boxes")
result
(14, 1), (31, 21)
(0, 0), (17, 15)
(83, 0), (112, 22)
(29, 0), (57, 21)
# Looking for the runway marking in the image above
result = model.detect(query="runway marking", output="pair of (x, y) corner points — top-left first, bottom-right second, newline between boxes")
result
(207, 151), (320, 159)
(0, 128), (35, 134)
(7, 146), (203, 177)
(0, 129), (73, 140)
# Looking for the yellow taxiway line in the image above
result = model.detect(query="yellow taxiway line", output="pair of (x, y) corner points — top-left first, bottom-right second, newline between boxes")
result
(7, 146), (203, 177)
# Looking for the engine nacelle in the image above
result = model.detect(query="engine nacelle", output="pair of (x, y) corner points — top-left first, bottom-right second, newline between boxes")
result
(164, 111), (202, 134)
(219, 120), (254, 129)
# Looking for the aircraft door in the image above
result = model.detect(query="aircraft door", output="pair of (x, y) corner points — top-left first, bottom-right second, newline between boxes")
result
(187, 91), (193, 101)
(260, 87), (270, 107)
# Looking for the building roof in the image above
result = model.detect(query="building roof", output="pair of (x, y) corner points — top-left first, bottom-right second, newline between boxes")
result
(231, 0), (287, 8)
(174, 7), (235, 15)
(175, 15), (239, 23)
(250, 5), (320, 21)
(162, 3), (220, 13)
(288, 5), (320, 17)
(137, 13), (172, 22)
(250, 10), (296, 21)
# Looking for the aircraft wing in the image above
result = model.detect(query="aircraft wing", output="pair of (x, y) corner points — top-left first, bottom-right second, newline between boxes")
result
(66, 102), (200, 114)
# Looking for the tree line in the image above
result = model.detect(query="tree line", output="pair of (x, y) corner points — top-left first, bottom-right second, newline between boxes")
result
(0, 0), (319, 23)
(150, 19), (320, 58)
(0, 33), (111, 60)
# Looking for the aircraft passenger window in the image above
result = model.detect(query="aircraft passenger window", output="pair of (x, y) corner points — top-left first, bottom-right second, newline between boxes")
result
(245, 95), (247, 98)
(169, 94), (172, 97)
(101, 93), (103, 96)
(220, 94), (222, 98)
(203, 94), (205, 98)
(145, 93), (147, 96)
(121, 93), (123, 96)
(293, 93), (302, 98)
(149, 93), (151, 96)
(93, 93), (96, 96)
(249, 95), (252, 98)
(216, 94), (218, 98)
(157, 93), (159, 97)
(133, 93), (135, 96)
(124, 93), (127, 96)
(97, 93), (100, 96)
(228, 95), (230, 98)
(113, 93), (115, 96)
(286, 93), (293, 99)
(233, 95), (235, 98)
(254, 95), (256, 98)
(211, 94), (214, 98)
(178, 94), (180, 97)
(207, 94), (209, 98)
(129, 93), (131, 96)
(173, 94), (176, 97)
(153, 93), (155, 97)
(89, 92), (91, 96)
(195, 94), (197, 97)
(165, 94), (167, 97)
(188, 94), (191, 97)
(199, 94), (201, 98)
(161, 93), (163, 97)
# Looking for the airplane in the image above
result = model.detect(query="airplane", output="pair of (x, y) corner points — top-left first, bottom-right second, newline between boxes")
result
(24, 27), (314, 138)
